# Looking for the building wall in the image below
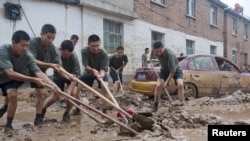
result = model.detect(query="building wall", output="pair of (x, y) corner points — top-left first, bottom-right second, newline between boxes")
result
(134, 0), (225, 42)
(0, 0), (138, 76)
(224, 11), (250, 67)
(102, 0), (133, 11)
(0, 0), (248, 80)
(133, 0), (224, 57)
(0, 0), (83, 75)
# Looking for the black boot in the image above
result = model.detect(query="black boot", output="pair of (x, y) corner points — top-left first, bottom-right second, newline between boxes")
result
(0, 105), (8, 118)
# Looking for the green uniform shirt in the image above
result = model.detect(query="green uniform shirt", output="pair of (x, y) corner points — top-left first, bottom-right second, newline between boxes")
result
(81, 47), (108, 76)
(54, 52), (81, 80)
(29, 37), (61, 74)
(0, 44), (41, 84)
(142, 53), (148, 67)
(157, 48), (180, 73)
(109, 54), (128, 73)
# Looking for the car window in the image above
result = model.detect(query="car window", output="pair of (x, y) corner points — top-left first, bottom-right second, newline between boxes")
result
(215, 57), (241, 72)
(188, 56), (214, 71)
(188, 61), (196, 70)
(218, 60), (238, 72)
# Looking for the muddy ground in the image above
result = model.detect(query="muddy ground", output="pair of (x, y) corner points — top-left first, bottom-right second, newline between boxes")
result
(1, 83), (250, 141)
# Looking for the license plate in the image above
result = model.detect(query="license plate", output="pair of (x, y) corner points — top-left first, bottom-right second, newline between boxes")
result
(137, 73), (146, 80)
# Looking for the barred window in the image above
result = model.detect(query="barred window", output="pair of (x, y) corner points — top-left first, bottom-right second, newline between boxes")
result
(103, 20), (122, 53)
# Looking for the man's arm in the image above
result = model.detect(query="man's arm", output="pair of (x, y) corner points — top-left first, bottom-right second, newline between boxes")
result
(34, 71), (60, 92)
(4, 68), (44, 87)
(163, 71), (175, 87)
(117, 62), (127, 72)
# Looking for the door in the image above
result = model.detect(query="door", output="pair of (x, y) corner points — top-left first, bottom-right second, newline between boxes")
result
(187, 56), (221, 96)
(218, 60), (241, 94)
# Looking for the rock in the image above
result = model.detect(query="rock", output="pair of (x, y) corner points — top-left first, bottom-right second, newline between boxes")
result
(90, 129), (97, 134)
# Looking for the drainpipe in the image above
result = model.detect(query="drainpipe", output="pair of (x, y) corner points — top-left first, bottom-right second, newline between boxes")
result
(80, 5), (84, 72)
(223, 7), (230, 59)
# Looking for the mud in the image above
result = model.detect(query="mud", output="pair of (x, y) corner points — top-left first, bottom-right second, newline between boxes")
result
(0, 83), (250, 141)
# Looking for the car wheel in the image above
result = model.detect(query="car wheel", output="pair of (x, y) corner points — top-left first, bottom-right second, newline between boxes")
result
(184, 83), (198, 100)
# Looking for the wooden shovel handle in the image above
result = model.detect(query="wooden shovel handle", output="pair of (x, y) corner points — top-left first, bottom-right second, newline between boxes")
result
(45, 83), (138, 135)
(58, 67), (133, 119)
(149, 63), (173, 102)
(117, 73), (124, 94)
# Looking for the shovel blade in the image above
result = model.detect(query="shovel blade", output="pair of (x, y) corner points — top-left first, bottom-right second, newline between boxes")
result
(133, 113), (154, 130)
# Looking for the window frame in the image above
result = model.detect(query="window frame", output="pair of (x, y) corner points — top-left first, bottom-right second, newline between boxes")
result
(243, 53), (248, 66)
(151, 0), (165, 5)
(244, 23), (248, 40)
(210, 5), (217, 26)
(186, 0), (195, 17)
(186, 40), (195, 55)
(103, 19), (123, 54)
(151, 31), (164, 44)
(210, 45), (217, 55)
(232, 18), (238, 36)
(232, 50), (237, 64)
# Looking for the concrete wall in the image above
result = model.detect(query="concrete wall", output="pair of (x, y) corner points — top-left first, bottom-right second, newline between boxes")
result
(0, 0), (137, 78)
(102, 0), (133, 11)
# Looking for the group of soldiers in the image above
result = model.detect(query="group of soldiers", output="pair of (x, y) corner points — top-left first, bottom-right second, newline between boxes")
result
(0, 23), (185, 134)
(0, 24), (128, 133)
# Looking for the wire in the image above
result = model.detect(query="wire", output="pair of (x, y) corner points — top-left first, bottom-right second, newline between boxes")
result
(18, 0), (36, 37)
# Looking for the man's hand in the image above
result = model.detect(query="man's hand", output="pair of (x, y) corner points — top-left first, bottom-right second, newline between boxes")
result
(68, 74), (76, 82)
(33, 78), (45, 87)
(52, 84), (60, 96)
(163, 80), (169, 88)
(115, 69), (119, 74)
(51, 64), (61, 73)
(92, 69), (99, 78)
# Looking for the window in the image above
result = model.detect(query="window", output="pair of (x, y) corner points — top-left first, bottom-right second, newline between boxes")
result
(232, 50), (237, 64)
(210, 6), (217, 25)
(151, 31), (164, 59)
(244, 53), (248, 66)
(186, 40), (195, 55)
(186, 0), (195, 17)
(152, 0), (165, 5)
(244, 24), (248, 40)
(210, 45), (217, 55)
(232, 18), (238, 35)
(103, 20), (122, 53)
(152, 31), (164, 44)
(188, 56), (214, 70)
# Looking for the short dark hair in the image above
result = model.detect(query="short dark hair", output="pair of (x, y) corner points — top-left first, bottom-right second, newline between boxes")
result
(70, 34), (79, 40)
(60, 40), (74, 52)
(153, 41), (164, 49)
(88, 34), (100, 43)
(145, 48), (149, 52)
(117, 46), (124, 51)
(12, 30), (30, 43)
(41, 24), (56, 34)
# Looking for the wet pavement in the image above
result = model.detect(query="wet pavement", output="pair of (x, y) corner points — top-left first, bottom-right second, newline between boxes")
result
(0, 84), (250, 141)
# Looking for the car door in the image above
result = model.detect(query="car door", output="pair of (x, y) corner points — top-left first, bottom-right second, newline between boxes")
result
(187, 56), (221, 96)
(217, 59), (242, 94)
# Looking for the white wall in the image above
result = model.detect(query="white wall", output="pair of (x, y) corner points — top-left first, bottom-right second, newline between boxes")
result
(0, 0), (82, 75)
(0, 0), (224, 76)
(130, 20), (224, 72)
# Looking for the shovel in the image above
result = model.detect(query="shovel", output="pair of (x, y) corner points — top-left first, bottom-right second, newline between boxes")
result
(117, 73), (124, 96)
(149, 63), (173, 102)
(59, 68), (154, 128)
(58, 68), (133, 119)
(99, 78), (129, 124)
(45, 83), (139, 135)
